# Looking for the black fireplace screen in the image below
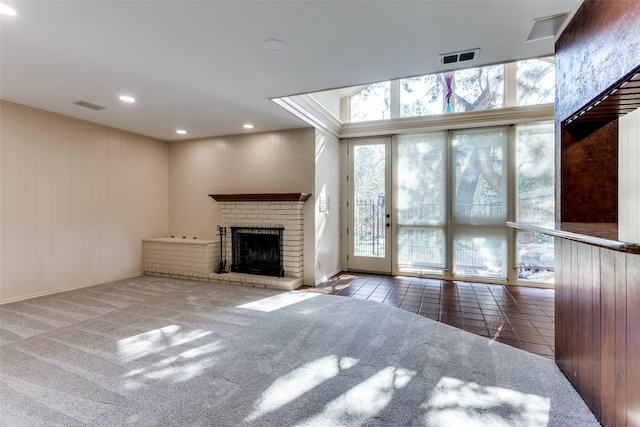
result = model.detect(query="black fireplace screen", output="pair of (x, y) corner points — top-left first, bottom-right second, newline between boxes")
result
(230, 227), (284, 277)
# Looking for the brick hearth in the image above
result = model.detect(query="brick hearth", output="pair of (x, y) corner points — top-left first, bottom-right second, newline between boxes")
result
(142, 193), (310, 290)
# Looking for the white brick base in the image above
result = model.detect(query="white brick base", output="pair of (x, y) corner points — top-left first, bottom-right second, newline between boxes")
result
(142, 238), (218, 278)
(142, 237), (302, 290)
(142, 196), (307, 291)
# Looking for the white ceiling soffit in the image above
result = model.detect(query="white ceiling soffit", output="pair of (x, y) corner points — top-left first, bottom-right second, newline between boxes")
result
(0, 1), (583, 141)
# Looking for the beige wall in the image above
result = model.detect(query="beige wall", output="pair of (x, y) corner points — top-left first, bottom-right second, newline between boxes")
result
(619, 108), (640, 242)
(167, 128), (318, 283)
(314, 130), (341, 283)
(0, 101), (168, 303)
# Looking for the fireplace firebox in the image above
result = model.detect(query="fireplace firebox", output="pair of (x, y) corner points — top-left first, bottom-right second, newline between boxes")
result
(230, 227), (284, 277)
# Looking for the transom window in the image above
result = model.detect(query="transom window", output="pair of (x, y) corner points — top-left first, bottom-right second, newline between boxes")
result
(349, 57), (554, 123)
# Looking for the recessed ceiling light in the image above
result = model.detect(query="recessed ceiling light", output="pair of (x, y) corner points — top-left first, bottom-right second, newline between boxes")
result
(0, 3), (17, 16)
(263, 39), (287, 53)
(243, 124), (254, 129)
(119, 95), (135, 103)
(176, 129), (187, 135)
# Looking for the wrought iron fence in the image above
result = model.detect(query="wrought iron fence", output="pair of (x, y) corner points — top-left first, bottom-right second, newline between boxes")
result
(354, 197), (386, 256)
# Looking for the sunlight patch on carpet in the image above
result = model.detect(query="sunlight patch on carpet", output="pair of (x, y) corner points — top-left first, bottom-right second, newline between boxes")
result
(422, 377), (551, 426)
(299, 366), (416, 425)
(117, 325), (213, 361)
(246, 355), (359, 421)
(237, 291), (318, 312)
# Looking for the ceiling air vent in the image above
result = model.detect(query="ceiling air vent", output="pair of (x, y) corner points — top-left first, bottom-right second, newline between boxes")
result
(527, 13), (569, 42)
(439, 48), (480, 65)
(73, 100), (106, 111)
(442, 54), (458, 64)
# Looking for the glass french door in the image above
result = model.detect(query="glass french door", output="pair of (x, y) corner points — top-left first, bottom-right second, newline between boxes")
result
(347, 138), (392, 273)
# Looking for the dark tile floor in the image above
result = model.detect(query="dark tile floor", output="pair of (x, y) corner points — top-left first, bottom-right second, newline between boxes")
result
(304, 272), (555, 359)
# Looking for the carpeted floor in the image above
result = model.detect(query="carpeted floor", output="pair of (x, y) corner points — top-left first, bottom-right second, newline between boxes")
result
(0, 275), (597, 426)
(305, 273), (557, 359)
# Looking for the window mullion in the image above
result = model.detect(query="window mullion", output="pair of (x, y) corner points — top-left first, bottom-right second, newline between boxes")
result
(507, 124), (518, 284)
(445, 129), (454, 279)
(504, 62), (517, 108)
(390, 80), (400, 120)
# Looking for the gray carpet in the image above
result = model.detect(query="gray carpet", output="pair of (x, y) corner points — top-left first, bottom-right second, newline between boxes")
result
(0, 275), (598, 426)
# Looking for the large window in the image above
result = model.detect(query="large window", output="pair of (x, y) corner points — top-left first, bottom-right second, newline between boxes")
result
(453, 65), (504, 112)
(394, 122), (554, 283)
(351, 57), (552, 122)
(516, 57), (555, 106)
(349, 82), (390, 122)
(400, 75), (443, 117)
(343, 56), (556, 285)
(397, 132), (446, 271)
(515, 122), (555, 283)
(452, 128), (507, 278)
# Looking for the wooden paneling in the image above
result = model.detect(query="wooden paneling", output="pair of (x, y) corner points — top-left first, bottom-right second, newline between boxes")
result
(627, 259), (640, 426)
(555, 3), (640, 423)
(614, 252), (627, 427)
(209, 193), (311, 202)
(168, 128), (315, 241)
(577, 242), (594, 408)
(555, 240), (640, 426)
(591, 246), (602, 420)
(600, 248), (616, 426)
(556, 0), (640, 223)
(0, 101), (169, 303)
(559, 122), (618, 222)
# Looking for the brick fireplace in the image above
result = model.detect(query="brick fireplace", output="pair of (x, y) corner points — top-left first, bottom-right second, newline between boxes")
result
(143, 193), (310, 291)
(213, 193), (310, 283)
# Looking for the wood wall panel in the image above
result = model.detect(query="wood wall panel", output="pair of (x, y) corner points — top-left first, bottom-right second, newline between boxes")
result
(556, 0), (640, 223)
(614, 252), (627, 427)
(559, 122), (618, 222)
(570, 241), (579, 384)
(599, 247), (616, 426)
(591, 246), (602, 421)
(556, 241), (640, 426)
(627, 257), (640, 426)
(0, 101), (169, 303)
(554, 240), (567, 371)
(577, 242), (594, 409)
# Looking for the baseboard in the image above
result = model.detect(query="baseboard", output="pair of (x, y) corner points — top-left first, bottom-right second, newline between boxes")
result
(0, 272), (144, 305)
(313, 268), (342, 286)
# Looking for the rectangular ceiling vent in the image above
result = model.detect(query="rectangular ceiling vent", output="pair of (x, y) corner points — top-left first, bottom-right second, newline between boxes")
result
(439, 48), (480, 65)
(527, 13), (569, 42)
(73, 100), (106, 111)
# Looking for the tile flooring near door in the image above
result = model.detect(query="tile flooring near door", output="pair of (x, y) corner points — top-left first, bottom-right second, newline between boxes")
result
(305, 272), (555, 359)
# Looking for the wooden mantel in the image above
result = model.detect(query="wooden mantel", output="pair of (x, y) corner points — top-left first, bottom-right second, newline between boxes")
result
(208, 193), (311, 202)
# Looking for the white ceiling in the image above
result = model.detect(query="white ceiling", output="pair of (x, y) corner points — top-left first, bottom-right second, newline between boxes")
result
(0, 0), (582, 141)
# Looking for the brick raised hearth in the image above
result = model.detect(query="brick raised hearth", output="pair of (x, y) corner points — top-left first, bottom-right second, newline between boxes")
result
(143, 193), (310, 290)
